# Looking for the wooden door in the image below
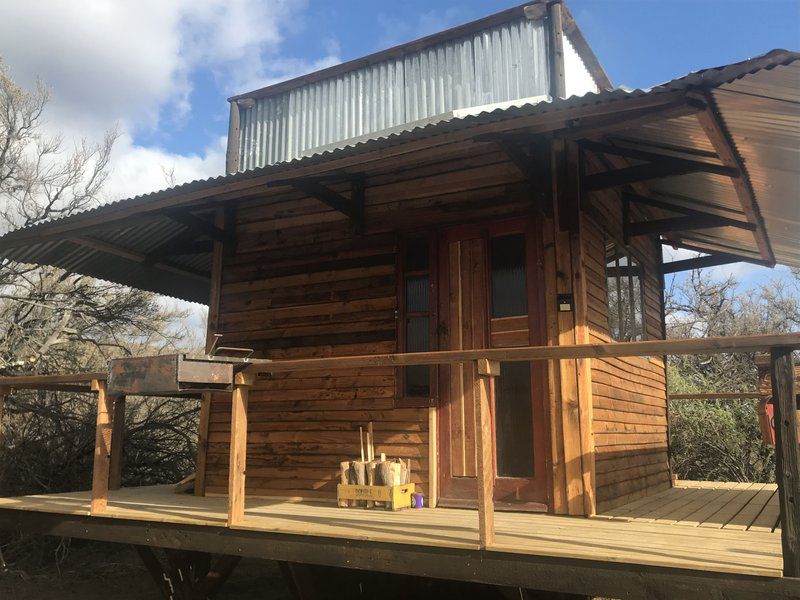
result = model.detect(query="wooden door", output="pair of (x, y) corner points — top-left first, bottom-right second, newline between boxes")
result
(438, 220), (549, 508)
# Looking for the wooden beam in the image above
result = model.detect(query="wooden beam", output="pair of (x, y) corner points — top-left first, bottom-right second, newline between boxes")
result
(579, 139), (740, 178)
(225, 100), (241, 175)
(9, 510), (799, 600)
(623, 191), (744, 220)
(669, 392), (761, 400)
(165, 210), (233, 245)
(134, 546), (173, 600)
(246, 333), (800, 373)
(771, 347), (800, 577)
(561, 97), (705, 141)
(490, 137), (548, 209)
(571, 225), (595, 517)
(90, 379), (112, 515)
(473, 360), (497, 549)
(661, 253), (745, 275)
(143, 227), (204, 265)
(664, 239), (770, 267)
(196, 209), (227, 498)
(227, 370), (254, 527)
(696, 95), (775, 265)
(195, 555), (241, 599)
(428, 406), (438, 508)
(584, 158), (739, 192)
(71, 237), (209, 282)
(547, 1), (566, 99)
(274, 178), (364, 225)
(0, 372), (105, 388)
(626, 214), (756, 238)
(109, 396), (126, 491)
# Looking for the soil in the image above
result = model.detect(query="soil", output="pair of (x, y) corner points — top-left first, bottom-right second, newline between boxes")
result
(0, 545), (292, 599)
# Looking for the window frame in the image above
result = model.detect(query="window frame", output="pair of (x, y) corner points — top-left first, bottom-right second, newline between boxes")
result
(395, 234), (438, 408)
(605, 237), (646, 343)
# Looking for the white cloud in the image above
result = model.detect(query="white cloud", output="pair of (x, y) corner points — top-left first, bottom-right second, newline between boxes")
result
(0, 0), (331, 203)
(0, 0), (308, 136)
(103, 134), (227, 200)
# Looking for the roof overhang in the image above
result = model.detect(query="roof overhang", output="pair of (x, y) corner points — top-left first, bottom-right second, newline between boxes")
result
(0, 50), (797, 303)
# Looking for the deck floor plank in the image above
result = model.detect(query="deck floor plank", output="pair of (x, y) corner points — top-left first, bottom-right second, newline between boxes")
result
(0, 482), (783, 578)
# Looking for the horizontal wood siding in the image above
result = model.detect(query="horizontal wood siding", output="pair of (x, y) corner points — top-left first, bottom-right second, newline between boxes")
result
(204, 147), (536, 499)
(584, 193), (670, 513)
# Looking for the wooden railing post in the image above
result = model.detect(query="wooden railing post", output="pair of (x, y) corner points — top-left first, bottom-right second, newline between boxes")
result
(90, 379), (112, 514)
(474, 358), (499, 549)
(109, 395), (126, 491)
(771, 346), (800, 577)
(228, 368), (254, 526)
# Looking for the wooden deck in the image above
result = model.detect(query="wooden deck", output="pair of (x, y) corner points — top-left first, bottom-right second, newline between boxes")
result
(0, 480), (783, 579)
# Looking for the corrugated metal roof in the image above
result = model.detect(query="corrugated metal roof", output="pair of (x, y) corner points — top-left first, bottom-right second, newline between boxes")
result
(0, 49), (797, 302)
(238, 16), (551, 169)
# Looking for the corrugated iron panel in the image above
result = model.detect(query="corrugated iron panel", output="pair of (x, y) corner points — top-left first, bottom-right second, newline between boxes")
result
(714, 62), (800, 268)
(238, 17), (549, 169)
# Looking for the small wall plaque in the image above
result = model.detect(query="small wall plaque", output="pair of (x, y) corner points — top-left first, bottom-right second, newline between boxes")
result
(557, 294), (574, 312)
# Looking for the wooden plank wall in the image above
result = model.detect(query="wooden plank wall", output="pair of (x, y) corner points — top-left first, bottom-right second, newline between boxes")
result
(583, 193), (671, 513)
(203, 146), (534, 500)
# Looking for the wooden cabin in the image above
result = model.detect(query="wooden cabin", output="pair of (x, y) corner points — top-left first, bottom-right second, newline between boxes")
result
(0, 3), (798, 598)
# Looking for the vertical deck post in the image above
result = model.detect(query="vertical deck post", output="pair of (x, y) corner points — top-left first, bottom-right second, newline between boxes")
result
(474, 359), (499, 549)
(228, 368), (253, 527)
(771, 346), (800, 577)
(109, 395), (126, 491)
(90, 379), (112, 514)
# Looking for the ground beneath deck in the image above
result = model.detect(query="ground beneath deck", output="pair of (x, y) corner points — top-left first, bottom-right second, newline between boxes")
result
(0, 480), (782, 578)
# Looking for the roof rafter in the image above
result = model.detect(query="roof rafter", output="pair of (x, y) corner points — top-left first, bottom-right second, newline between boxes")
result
(71, 237), (208, 282)
(165, 210), (234, 245)
(269, 174), (365, 230)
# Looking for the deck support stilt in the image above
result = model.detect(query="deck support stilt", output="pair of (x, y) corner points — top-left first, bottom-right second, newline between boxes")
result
(771, 347), (800, 577)
(474, 359), (499, 549)
(279, 561), (319, 599)
(228, 368), (254, 527)
(135, 545), (240, 600)
(90, 379), (112, 514)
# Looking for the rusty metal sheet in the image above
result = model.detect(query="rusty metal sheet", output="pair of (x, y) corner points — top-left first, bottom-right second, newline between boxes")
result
(107, 354), (234, 396)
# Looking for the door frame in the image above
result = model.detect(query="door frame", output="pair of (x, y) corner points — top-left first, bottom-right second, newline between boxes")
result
(436, 216), (552, 509)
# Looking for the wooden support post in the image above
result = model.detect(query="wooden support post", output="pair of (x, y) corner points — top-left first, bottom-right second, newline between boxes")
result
(0, 385), (9, 440)
(474, 359), (499, 549)
(109, 395), (126, 491)
(428, 405), (438, 508)
(771, 347), (800, 577)
(228, 368), (253, 527)
(90, 379), (112, 515)
(196, 207), (227, 497)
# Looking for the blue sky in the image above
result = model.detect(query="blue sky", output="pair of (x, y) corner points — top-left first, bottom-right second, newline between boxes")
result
(138, 0), (800, 157)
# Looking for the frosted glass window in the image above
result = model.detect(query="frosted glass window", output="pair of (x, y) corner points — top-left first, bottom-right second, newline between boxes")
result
(491, 234), (528, 318)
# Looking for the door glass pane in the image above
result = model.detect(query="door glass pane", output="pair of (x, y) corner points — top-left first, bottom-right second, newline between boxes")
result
(405, 276), (430, 312)
(405, 238), (429, 272)
(491, 234), (528, 318)
(495, 361), (535, 478)
(405, 316), (430, 352)
(405, 365), (430, 397)
(405, 318), (430, 397)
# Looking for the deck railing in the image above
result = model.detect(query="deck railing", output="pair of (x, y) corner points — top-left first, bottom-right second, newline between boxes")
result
(0, 333), (798, 575)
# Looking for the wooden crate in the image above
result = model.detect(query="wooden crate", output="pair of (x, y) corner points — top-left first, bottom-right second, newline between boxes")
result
(337, 483), (416, 511)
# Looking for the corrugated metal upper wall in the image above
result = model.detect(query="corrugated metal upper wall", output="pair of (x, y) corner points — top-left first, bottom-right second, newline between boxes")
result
(237, 17), (550, 170)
